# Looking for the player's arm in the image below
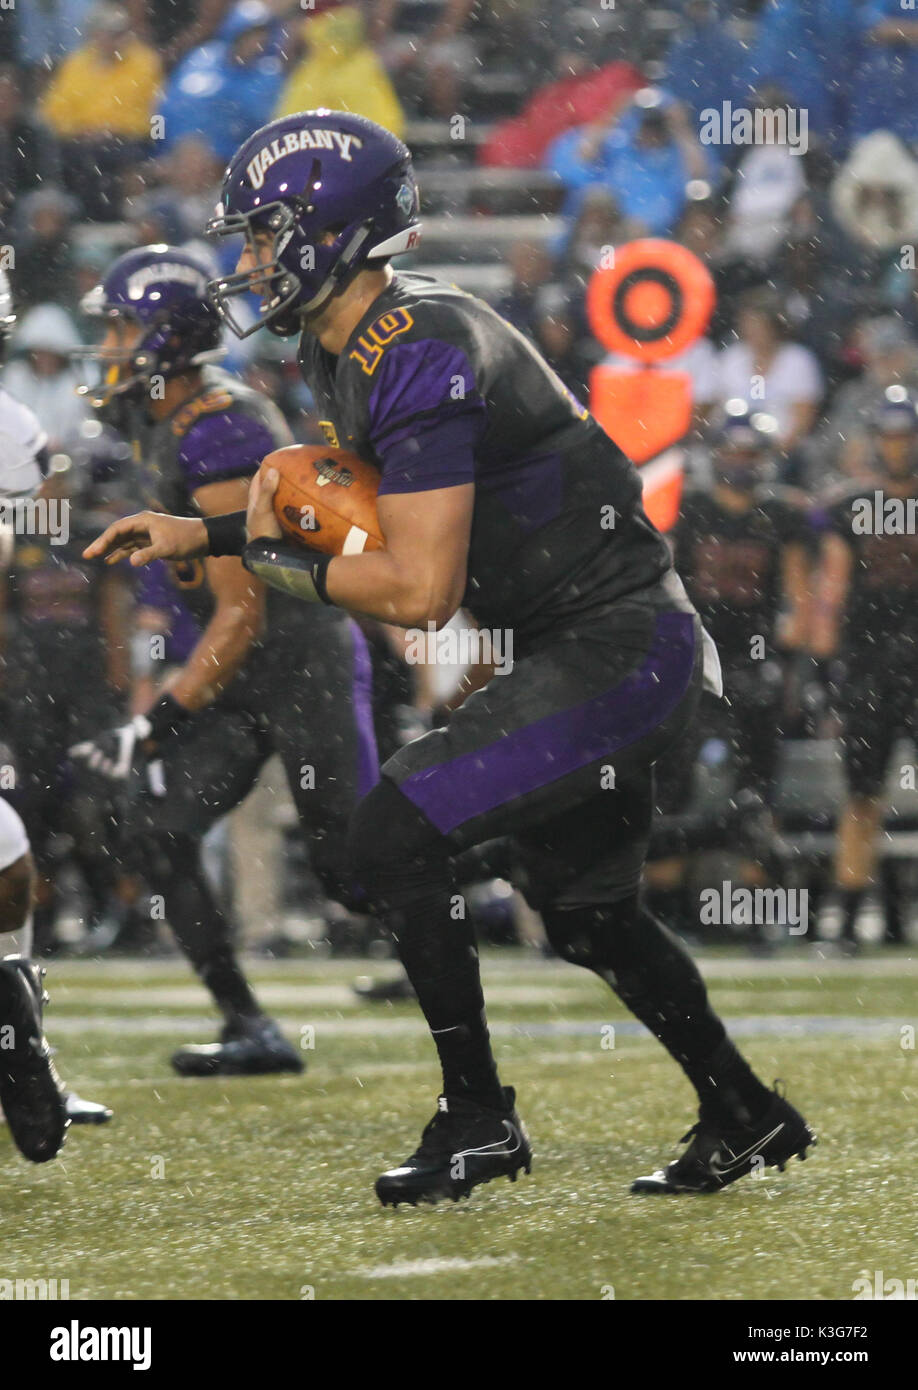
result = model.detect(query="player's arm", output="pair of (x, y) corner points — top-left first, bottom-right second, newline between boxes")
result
(163, 478), (265, 712)
(810, 531), (853, 659)
(777, 539), (811, 651)
(98, 568), (133, 697)
(244, 468), (473, 629)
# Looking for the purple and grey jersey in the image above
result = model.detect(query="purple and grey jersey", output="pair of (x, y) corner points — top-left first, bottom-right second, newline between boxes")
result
(127, 366), (299, 632)
(298, 272), (672, 645)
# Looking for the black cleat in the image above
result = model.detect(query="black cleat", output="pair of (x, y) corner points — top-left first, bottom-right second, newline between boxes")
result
(630, 1087), (816, 1194)
(352, 973), (416, 1003)
(171, 1015), (304, 1077)
(376, 1086), (531, 1207)
(0, 958), (68, 1163)
(64, 1090), (113, 1124)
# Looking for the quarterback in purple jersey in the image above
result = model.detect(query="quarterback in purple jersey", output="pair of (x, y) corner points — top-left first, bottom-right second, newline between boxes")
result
(88, 112), (816, 1204)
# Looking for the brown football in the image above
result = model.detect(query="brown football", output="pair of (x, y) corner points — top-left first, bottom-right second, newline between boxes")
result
(263, 443), (384, 556)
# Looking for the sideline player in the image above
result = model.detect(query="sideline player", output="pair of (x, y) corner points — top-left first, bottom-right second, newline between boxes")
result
(86, 112), (816, 1201)
(71, 246), (378, 1075)
(812, 390), (918, 949)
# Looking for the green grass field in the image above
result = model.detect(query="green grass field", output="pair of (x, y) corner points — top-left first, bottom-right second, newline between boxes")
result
(3, 948), (916, 1301)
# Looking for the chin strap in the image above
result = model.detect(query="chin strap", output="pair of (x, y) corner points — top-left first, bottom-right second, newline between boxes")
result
(242, 537), (333, 605)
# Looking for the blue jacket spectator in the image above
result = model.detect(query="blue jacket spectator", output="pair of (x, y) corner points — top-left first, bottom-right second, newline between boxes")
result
(155, 1), (283, 164)
(745, 0), (859, 150)
(14, 0), (95, 68)
(850, 1), (918, 148)
(659, 1), (748, 128)
(546, 90), (713, 236)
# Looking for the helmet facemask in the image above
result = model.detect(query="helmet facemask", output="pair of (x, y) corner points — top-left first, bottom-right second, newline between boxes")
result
(207, 157), (382, 339)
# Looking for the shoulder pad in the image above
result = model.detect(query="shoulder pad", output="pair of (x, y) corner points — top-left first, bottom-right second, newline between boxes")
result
(171, 388), (236, 438)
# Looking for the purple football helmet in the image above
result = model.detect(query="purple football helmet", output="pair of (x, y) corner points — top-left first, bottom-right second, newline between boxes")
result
(77, 244), (224, 409)
(206, 109), (421, 338)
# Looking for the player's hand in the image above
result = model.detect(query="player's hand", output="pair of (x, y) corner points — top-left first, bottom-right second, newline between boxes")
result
(83, 511), (208, 567)
(247, 467), (283, 542)
(70, 715), (157, 783)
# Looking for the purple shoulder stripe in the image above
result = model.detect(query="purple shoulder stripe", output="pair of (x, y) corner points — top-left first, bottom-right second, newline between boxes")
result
(179, 411), (277, 491)
(367, 339), (486, 494)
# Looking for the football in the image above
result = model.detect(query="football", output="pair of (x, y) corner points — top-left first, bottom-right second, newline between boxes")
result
(263, 443), (385, 556)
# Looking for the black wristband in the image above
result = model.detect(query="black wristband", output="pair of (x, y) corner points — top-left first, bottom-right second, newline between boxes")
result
(203, 511), (247, 557)
(144, 693), (192, 744)
(310, 551), (333, 605)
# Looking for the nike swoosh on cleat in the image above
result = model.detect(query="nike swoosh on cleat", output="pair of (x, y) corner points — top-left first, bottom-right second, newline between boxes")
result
(453, 1121), (522, 1163)
(709, 1122), (786, 1176)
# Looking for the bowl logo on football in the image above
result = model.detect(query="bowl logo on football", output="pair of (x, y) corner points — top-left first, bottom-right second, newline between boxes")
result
(313, 458), (354, 488)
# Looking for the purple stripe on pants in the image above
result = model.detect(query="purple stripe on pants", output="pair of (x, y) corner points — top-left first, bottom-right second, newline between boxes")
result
(350, 620), (381, 799)
(400, 611), (696, 834)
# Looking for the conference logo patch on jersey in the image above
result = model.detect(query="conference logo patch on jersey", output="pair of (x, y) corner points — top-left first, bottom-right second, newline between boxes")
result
(171, 390), (235, 437)
(318, 420), (340, 448)
(349, 307), (414, 376)
(246, 129), (364, 190)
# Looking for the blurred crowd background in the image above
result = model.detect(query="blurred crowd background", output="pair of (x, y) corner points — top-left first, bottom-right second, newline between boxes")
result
(2, 0), (918, 960)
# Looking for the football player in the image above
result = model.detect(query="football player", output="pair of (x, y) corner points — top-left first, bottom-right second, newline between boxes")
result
(649, 409), (812, 937)
(0, 266), (111, 1154)
(812, 389), (918, 949)
(86, 113), (816, 1201)
(71, 246), (379, 1075)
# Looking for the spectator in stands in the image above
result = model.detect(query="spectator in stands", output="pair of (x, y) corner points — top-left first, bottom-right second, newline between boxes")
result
(12, 0), (145, 74)
(744, 0), (858, 150)
(831, 131), (918, 261)
(480, 28), (642, 170)
(659, 0), (748, 129)
(371, 0), (477, 119)
(147, 0), (235, 73)
(151, 137), (226, 247)
(552, 187), (640, 293)
(0, 65), (60, 235)
(850, 1), (918, 149)
(819, 317), (918, 482)
(493, 239), (554, 336)
(675, 198), (767, 344)
(276, 2), (404, 138)
(156, 0), (284, 166)
(9, 187), (78, 312)
(40, 3), (161, 221)
(547, 88), (711, 236)
(529, 285), (596, 402)
(2, 304), (89, 450)
(716, 290), (823, 457)
(722, 86), (809, 266)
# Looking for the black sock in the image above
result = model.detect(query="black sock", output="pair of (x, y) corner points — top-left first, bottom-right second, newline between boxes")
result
(385, 876), (503, 1107)
(148, 833), (260, 1024)
(881, 862), (902, 941)
(545, 896), (772, 1124)
(839, 887), (865, 941)
(348, 780), (504, 1108)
